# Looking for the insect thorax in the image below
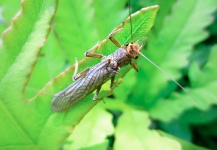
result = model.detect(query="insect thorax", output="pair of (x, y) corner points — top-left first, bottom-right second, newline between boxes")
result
(112, 48), (132, 67)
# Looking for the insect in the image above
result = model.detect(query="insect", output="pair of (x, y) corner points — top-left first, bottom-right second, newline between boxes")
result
(51, 28), (142, 112)
(51, 1), (197, 112)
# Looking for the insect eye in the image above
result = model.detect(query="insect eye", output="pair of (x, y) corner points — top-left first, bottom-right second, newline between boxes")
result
(135, 56), (138, 59)
(124, 43), (129, 46)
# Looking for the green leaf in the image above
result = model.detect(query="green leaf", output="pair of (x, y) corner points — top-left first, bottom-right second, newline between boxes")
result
(179, 107), (217, 124)
(143, 0), (177, 34)
(190, 45), (217, 87)
(149, 45), (217, 122)
(208, 11), (217, 36)
(159, 120), (192, 141)
(113, 107), (208, 150)
(113, 70), (137, 102)
(190, 45), (212, 67)
(114, 109), (181, 150)
(78, 140), (109, 150)
(0, 0), (58, 149)
(0, 0), (21, 35)
(63, 104), (114, 150)
(38, 5), (159, 148)
(93, 0), (128, 40)
(54, 0), (128, 62)
(0, 0), (20, 23)
(42, 5), (159, 108)
(158, 131), (208, 150)
(127, 0), (217, 108)
(25, 30), (66, 98)
(0, 3), (159, 149)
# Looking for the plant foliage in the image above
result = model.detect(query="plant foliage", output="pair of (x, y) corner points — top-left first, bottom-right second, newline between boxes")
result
(0, 0), (217, 149)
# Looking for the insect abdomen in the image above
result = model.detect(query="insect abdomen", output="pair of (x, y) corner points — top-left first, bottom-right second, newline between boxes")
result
(51, 60), (116, 112)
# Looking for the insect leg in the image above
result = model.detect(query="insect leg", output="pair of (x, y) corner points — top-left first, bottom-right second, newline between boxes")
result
(108, 22), (125, 48)
(72, 58), (79, 81)
(93, 86), (102, 100)
(130, 62), (139, 72)
(85, 42), (104, 58)
(72, 58), (89, 81)
(73, 68), (90, 80)
(110, 76), (115, 88)
(108, 32), (122, 48)
(85, 52), (104, 58)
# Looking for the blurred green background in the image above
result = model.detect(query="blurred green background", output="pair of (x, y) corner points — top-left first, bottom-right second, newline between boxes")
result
(1, 0), (217, 149)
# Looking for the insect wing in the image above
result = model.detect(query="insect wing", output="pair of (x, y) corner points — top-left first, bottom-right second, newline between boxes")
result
(51, 58), (112, 112)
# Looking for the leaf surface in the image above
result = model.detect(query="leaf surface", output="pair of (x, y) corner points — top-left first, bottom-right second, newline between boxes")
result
(0, 4), (159, 149)
(114, 109), (181, 150)
(150, 45), (217, 121)
(63, 104), (114, 150)
(0, 0), (58, 149)
(128, 0), (217, 109)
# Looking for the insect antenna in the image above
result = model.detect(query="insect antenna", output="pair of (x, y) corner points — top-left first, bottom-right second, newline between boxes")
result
(138, 52), (199, 103)
(128, 0), (134, 42)
(132, 1), (199, 104)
